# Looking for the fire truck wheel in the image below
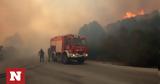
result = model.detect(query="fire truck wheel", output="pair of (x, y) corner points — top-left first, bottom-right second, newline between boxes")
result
(61, 54), (69, 64)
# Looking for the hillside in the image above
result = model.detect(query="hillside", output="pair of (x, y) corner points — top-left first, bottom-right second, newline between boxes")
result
(79, 10), (160, 67)
(104, 10), (160, 67)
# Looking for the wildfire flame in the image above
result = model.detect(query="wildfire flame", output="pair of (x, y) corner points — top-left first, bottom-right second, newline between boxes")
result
(123, 9), (144, 19)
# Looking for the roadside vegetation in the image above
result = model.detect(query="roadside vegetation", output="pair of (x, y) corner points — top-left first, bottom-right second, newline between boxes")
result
(79, 10), (160, 68)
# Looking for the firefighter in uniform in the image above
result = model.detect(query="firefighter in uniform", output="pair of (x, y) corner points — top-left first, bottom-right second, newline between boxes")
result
(48, 47), (52, 62)
(51, 46), (56, 62)
(39, 49), (45, 63)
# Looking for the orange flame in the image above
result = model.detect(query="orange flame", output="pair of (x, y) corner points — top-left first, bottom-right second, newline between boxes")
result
(123, 9), (144, 19)
(138, 9), (145, 15)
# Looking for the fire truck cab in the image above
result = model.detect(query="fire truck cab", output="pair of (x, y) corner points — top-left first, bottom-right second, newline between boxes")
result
(50, 34), (88, 64)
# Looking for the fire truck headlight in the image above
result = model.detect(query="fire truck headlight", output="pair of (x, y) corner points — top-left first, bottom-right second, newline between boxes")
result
(84, 54), (88, 57)
(72, 54), (76, 57)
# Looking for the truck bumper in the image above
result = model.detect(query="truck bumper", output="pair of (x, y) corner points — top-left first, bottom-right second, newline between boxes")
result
(69, 56), (87, 60)
(68, 54), (88, 60)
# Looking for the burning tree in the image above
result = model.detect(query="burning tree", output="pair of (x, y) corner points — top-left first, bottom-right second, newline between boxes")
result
(79, 10), (160, 68)
(105, 10), (160, 67)
(123, 9), (145, 19)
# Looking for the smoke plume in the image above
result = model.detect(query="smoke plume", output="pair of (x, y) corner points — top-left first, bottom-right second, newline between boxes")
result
(0, 0), (159, 52)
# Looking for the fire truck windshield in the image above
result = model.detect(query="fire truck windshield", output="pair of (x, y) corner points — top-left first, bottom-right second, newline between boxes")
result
(70, 38), (86, 46)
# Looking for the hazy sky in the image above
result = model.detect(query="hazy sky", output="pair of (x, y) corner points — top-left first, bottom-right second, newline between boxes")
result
(0, 0), (159, 49)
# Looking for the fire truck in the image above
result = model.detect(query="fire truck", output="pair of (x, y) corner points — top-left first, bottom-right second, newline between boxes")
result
(50, 34), (88, 64)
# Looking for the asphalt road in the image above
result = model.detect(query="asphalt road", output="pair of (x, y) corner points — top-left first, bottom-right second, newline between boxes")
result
(0, 61), (159, 84)
(26, 61), (159, 84)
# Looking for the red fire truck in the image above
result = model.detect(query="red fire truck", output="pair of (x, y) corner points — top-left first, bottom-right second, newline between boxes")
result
(50, 34), (88, 64)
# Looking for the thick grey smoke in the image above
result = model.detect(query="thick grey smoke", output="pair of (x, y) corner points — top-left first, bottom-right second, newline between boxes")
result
(0, 0), (159, 53)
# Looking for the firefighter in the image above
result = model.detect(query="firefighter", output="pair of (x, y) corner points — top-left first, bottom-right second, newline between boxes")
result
(48, 47), (52, 62)
(51, 46), (56, 62)
(39, 49), (45, 63)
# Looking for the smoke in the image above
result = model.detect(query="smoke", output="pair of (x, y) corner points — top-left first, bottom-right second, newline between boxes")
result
(0, 0), (160, 52)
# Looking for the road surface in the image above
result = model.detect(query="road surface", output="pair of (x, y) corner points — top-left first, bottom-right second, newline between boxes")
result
(0, 60), (159, 84)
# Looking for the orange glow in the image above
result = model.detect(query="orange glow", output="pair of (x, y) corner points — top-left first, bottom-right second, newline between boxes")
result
(123, 9), (145, 19)
(138, 9), (145, 15)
